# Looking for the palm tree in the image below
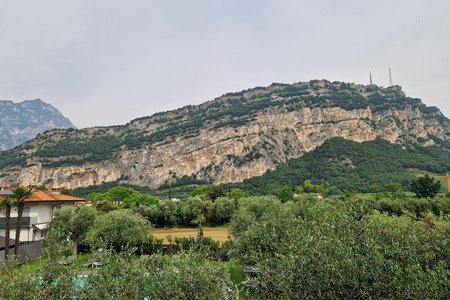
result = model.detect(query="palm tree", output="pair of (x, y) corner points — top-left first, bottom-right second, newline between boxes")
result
(1, 196), (13, 256)
(12, 187), (32, 255)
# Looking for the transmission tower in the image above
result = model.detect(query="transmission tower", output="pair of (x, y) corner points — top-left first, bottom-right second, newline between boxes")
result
(369, 71), (373, 86)
(389, 68), (393, 86)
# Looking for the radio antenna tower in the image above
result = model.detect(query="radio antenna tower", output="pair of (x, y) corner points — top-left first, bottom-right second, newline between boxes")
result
(389, 68), (393, 86)
(369, 71), (373, 86)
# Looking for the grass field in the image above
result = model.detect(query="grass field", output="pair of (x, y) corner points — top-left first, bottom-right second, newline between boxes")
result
(18, 252), (91, 273)
(151, 226), (231, 243)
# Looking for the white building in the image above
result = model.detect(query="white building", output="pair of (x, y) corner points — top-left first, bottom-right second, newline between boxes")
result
(0, 188), (85, 242)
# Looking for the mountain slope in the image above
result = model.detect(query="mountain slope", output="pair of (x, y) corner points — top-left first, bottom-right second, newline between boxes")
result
(0, 80), (448, 189)
(238, 137), (450, 194)
(0, 99), (75, 150)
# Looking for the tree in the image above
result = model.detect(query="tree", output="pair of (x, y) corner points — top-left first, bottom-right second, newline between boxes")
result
(229, 197), (450, 299)
(157, 201), (178, 226)
(189, 185), (226, 201)
(179, 197), (208, 225)
(0, 251), (234, 299)
(106, 186), (136, 204)
(189, 185), (210, 199)
(228, 188), (248, 201)
(71, 206), (96, 250)
(45, 207), (76, 257)
(275, 185), (293, 203)
(122, 193), (159, 208)
(303, 180), (317, 193)
(86, 210), (150, 251)
(209, 197), (236, 224)
(208, 185), (226, 201)
(46, 206), (97, 254)
(0, 196), (13, 256)
(411, 175), (441, 198)
(11, 187), (32, 255)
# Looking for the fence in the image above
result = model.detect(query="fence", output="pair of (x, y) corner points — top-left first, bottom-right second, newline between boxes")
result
(0, 241), (43, 263)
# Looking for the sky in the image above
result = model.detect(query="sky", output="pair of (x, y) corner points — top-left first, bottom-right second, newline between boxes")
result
(0, 0), (449, 128)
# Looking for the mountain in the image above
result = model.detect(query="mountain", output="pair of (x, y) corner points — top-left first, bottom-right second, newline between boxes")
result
(238, 137), (450, 194)
(0, 99), (75, 150)
(0, 80), (448, 189)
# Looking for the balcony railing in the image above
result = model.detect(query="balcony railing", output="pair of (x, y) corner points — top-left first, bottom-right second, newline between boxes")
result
(0, 217), (31, 229)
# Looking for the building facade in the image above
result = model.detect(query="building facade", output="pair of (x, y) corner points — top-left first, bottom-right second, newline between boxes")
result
(0, 188), (85, 242)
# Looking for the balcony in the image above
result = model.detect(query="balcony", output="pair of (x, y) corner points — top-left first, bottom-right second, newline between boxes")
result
(0, 217), (31, 229)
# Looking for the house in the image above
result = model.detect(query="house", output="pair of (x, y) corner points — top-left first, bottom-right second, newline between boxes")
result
(0, 187), (85, 242)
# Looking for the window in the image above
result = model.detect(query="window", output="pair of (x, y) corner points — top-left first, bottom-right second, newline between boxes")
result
(0, 207), (5, 217)
(23, 206), (30, 216)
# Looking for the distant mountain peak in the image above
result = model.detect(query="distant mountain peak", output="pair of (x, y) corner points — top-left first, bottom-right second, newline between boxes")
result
(0, 99), (75, 150)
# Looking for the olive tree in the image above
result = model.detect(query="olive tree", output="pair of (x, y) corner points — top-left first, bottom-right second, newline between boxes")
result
(46, 205), (96, 253)
(208, 197), (236, 224)
(0, 251), (234, 300)
(411, 174), (441, 198)
(230, 197), (450, 299)
(86, 210), (150, 251)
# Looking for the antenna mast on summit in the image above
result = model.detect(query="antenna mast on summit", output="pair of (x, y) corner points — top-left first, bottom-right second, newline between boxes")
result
(389, 68), (393, 86)
(369, 71), (373, 86)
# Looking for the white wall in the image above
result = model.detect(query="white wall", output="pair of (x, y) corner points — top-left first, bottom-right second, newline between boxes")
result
(0, 202), (77, 242)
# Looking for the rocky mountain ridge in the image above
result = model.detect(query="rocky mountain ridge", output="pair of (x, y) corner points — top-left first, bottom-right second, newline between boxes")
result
(0, 99), (75, 150)
(0, 80), (448, 189)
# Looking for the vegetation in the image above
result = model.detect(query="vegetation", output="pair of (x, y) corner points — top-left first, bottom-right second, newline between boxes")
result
(11, 187), (32, 255)
(0, 251), (233, 300)
(70, 136), (449, 200)
(411, 174), (442, 198)
(2, 90), (450, 298)
(46, 206), (96, 252)
(230, 196), (450, 299)
(239, 137), (450, 194)
(85, 210), (150, 252)
(0, 187), (32, 257)
(0, 194), (13, 256)
(79, 185), (244, 228)
(2, 179), (450, 299)
(1, 80), (448, 170)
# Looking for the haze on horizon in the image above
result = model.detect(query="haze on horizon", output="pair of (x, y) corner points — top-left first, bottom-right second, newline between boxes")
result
(0, 0), (449, 128)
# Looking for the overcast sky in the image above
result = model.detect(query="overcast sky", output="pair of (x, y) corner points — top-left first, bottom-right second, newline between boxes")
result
(0, 0), (449, 128)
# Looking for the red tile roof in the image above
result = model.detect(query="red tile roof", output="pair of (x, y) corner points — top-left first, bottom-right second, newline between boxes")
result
(0, 189), (85, 203)
(26, 190), (85, 202)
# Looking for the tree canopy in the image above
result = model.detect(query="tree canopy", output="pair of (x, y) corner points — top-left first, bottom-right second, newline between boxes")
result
(411, 174), (442, 198)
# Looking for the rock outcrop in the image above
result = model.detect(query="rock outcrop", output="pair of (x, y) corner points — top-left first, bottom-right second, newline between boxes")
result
(0, 80), (448, 188)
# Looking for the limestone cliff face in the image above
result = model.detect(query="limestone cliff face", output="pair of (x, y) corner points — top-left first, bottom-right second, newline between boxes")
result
(0, 80), (448, 189)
